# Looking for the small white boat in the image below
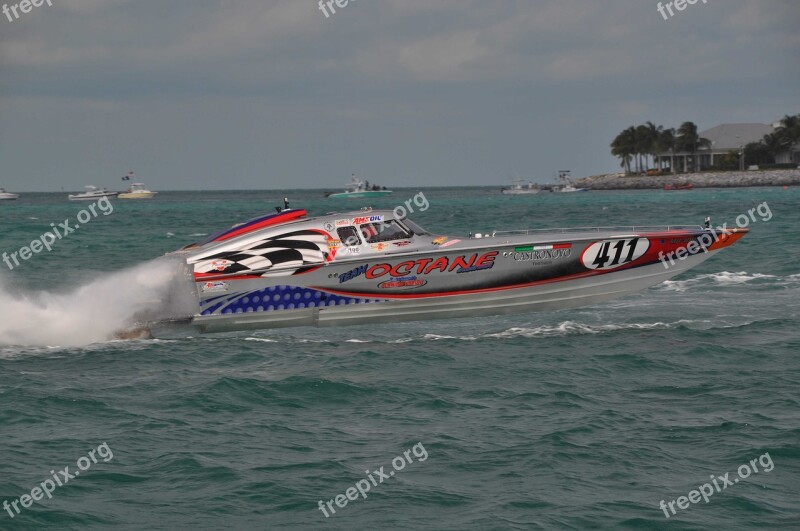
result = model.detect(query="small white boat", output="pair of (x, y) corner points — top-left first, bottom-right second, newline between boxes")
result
(68, 186), (119, 201)
(326, 175), (392, 199)
(502, 180), (540, 195)
(0, 187), (20, 200)
(554, 171), (586, 193)
(556, 184), (587, 193)
(118, 182), (157, 199)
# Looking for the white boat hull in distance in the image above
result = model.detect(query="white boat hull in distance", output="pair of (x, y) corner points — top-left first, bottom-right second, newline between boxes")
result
(68, 192), (119, 201)
(118, 182), (157, 199)
(501, 189), (540, 195)
(501, 179), (540, 195)
(0, 193), (20, 200)
(118, 191), (157, 199)
(328, 190), (393, 199)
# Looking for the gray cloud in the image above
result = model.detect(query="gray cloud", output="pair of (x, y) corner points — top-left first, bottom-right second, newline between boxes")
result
(1, 0), (798, 190)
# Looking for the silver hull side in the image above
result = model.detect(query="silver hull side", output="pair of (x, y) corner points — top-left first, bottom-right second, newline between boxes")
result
(191, 250), (713, 333)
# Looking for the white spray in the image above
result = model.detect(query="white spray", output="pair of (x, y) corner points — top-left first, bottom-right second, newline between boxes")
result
(0, 258), (197, 347)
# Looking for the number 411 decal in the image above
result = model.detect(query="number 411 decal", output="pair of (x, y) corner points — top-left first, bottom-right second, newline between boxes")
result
(581, 238), (650, 271)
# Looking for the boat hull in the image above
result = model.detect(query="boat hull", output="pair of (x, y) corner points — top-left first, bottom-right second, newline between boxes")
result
(179, 216), (747, 333)
(328, 190), (393, 198)
(68, 192), (118, 201)
(501, 189), (539, 195)
(118, 192), (157, 199)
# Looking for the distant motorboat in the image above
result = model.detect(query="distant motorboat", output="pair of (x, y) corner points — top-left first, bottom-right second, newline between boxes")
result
(555, 170), (586, 192)
(118, 182), (157, 199)
(501, 180), (540, 195)
(556, 184), (587, 193)
(0, 187), (20, 200)
(326, 174), (392, 198)
(68, 186), (119, 201)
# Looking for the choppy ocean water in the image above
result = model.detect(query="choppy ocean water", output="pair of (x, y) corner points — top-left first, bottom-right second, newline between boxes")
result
(1, 187), (798, 530)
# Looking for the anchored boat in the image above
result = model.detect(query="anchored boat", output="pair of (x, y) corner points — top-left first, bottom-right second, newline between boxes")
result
(0, 187), (20, 200)
(155, 203), (747, 334)
(326, 175), (392, 199)
(501, 180), (540, 195)
(118, 182), (157, 199)
(68, 186), (118, 201)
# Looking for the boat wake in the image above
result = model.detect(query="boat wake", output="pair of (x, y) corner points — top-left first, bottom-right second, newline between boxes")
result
(0, 258), (196, 348)
(658, 271), (792, 292)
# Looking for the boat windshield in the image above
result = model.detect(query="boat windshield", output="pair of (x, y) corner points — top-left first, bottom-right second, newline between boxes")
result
(360, 220), (411, 243)
(398, 218), (430, 236)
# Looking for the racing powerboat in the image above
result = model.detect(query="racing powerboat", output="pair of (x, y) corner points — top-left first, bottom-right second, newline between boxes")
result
(68, 186), (118, 201)
(160, 203), (748, 334)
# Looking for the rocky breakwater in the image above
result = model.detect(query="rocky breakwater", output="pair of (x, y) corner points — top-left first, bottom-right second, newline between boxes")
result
(577, 169), (800, 190)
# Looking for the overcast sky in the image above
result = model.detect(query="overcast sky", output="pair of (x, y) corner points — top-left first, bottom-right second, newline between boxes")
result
(1, 0), (798, 191)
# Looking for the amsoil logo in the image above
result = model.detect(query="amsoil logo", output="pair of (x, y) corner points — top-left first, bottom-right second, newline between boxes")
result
(352, 215), (383, 225)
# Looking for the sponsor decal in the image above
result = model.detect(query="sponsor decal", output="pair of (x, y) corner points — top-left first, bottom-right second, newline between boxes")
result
(352, 215), (383, 225)
(211, 259), (233, 272)
(432, 236), (448, 245)
(324, 222), (334, 232)
(514, 243), (572, 252)
(393, 240), (412, 247)
(366, 252), (498, 279)
(378, 276), (427, 289)
(201, 281), (229, 292)
(504, 245), (572, 261)
(439, 239), (461, 248)
(371, 242), (390, 251)
(328, 238), (341, 249)
(581, 238), (650, 271)
(348, 247), (362, 254)
(335, 219), (351, 227)
(339, 264), (368, 283)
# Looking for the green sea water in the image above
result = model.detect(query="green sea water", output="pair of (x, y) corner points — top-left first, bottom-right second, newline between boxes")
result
(1, 187), (798, 530)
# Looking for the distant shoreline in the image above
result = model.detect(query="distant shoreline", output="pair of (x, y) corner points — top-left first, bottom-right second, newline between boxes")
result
(577, 169), (800, 190)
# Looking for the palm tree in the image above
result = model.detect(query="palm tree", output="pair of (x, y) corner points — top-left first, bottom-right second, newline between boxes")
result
(657, 128), (677, 174)
(676, 121), (711, 172)
(611, 127), (636, 174)
(775, 114), (800, 150)
(645, 121), (663, 171)
(635, 124), (652, 172)
(762, 132), (787, 160)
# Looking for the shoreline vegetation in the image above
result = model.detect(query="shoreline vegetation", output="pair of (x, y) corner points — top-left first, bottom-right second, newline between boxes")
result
(577, 168), (800, 190)
(608, 114), (799, 175)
